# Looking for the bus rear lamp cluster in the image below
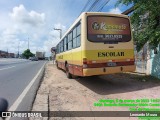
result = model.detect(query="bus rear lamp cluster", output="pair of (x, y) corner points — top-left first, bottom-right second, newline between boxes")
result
(126, 59), (135, 61)
(83, 58), (88, 68)
(108, 60), (115, 62)
(83, 58), (87, 64)
(83, 64), (88, 68)
(126, 59), (131, 61)
(92, 61), (96, 63)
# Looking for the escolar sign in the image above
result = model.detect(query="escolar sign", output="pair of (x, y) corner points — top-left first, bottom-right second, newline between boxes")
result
(98, 52), (124, 57)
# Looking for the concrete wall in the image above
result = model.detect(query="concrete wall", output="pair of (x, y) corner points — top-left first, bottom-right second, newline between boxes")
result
(135, 43), (160, 79)
(149, 44), (160, 79)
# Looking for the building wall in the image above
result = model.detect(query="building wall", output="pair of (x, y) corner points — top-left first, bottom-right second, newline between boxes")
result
(0, 50), (8, 58)
(0, 50), (15, 58)
(8, 53), (15, 58)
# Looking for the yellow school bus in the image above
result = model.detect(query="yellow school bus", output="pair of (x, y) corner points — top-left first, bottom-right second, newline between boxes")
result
(55, 12), (135, 78)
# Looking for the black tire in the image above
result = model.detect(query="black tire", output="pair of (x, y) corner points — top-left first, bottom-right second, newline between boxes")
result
(65, 64), (72, 79)
(56, 62), (60, 69)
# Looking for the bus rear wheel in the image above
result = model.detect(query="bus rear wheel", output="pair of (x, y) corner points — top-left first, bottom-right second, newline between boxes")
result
(56, 62), (60, 69)
(65, 64), (72, 79)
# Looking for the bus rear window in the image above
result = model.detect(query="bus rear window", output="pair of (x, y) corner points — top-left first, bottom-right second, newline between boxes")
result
(87, 16), (131, 43)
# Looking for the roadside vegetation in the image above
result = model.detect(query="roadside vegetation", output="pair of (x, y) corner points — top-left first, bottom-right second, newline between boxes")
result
(22, 49), (35, 59)
(117, 0), (160, 51)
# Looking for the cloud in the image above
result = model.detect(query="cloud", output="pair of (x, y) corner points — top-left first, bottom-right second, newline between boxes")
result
(10, 4), (45, 27)
(108, 8), (122, 14)
(0, 4), (49, 55)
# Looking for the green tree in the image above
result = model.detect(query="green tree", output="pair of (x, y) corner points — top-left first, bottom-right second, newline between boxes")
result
(22, 49), (35, 59)
(116, 0), (160, 51)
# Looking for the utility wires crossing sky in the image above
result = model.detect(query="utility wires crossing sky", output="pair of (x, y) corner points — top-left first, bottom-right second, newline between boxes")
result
(80, 0), (110, 14)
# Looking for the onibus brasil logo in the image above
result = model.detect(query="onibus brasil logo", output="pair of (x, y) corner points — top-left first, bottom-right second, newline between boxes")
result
(92, 22), (127, 31)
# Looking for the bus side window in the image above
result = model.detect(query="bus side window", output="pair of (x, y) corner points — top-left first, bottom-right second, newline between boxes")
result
(61, 40), (64, 52)
(77, 36), (81, 47)
(60, 41), (62, 53)
(60, 42), (61, 52)
(65, 37), (68, 51)
(58, 43), (60, 53)
(76, 24), (81, 47)
(56, 45), (59, 53)
(67, 34), (70, 50)
(68, 41), (72, 50)
(73, 27), (77, 48)
(77, 24), (81, 36)
(58, 44), (60, 53)
(68, 32), (73, 50)
(64, 38), (66, 51)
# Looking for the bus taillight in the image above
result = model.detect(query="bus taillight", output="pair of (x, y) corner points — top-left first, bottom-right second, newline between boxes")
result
(83, 58), (87, 64)
(83, 58), (88, 68)
(126, 58), (135, 61)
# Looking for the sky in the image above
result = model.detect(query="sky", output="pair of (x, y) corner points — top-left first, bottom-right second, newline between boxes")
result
(0, 0), (132, 57)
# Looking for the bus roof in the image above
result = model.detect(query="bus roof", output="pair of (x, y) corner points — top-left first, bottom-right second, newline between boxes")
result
(56, 12), (129, 46)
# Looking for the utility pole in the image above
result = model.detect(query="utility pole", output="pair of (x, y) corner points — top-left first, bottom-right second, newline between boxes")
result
(54, 28), (62, 39)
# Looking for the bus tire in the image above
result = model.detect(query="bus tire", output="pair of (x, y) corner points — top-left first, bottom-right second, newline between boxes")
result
(65, 64), (72, 79)
(56, 62), (60, 69)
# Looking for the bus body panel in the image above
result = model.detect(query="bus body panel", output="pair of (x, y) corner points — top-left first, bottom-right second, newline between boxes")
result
(83, 65), (136, 76)
(81, 13), (135, 76)
(56, 47), (83, 76)
(55, 12), (135, 77)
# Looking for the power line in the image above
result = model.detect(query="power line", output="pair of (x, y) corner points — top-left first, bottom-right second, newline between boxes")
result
(80, 0), (90, 13)
(77, 0), (111, 21)
(90, 0), (103, 11)
(88, 0), (99, 11)
(78, 0), (93, 17)
(79, 0), (110, 14)
(97, 0), (110, 12)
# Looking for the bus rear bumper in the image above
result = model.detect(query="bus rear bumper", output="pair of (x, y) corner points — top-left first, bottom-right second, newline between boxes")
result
(83, 65), (136, 76)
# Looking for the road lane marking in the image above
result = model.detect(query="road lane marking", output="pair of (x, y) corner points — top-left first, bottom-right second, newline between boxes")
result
(0, 60), (29, 64)
(0, 66), (15, 71)
(8, 62), (46, 112)
(0, 59), (25, 62)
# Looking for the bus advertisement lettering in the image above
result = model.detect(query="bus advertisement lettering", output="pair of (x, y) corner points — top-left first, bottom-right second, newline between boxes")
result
(87, 16), (131, 42)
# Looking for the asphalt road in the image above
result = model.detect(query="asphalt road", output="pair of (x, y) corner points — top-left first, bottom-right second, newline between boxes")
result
(0, 58), (46, 109)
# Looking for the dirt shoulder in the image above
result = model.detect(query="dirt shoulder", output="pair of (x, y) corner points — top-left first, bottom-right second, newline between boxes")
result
(30, 62), (160, 120)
